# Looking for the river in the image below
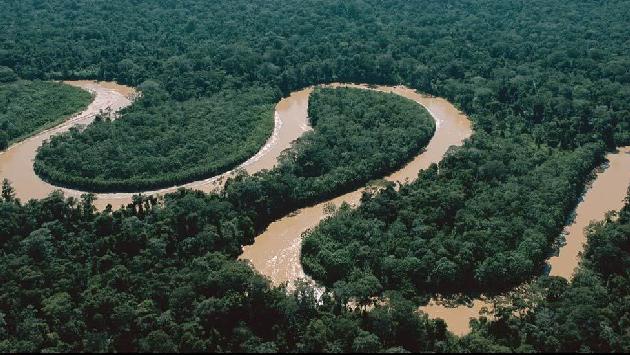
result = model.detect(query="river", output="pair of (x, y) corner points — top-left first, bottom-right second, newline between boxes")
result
(0, 81), (310, 210)
(240, 84), (473, 286)
(3, 80), (628, 337)
(547, 146), (630, 278)
(239, 85), (630, 336)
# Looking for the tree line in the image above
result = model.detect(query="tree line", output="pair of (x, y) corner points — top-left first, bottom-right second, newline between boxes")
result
(0, 76), (91, 150)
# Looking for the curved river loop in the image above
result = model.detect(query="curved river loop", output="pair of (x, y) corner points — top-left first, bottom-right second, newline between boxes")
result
(1, 81), (629, 337)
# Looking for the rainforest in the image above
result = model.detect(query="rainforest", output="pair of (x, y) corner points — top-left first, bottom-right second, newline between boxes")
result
(0, 0), (629, 352)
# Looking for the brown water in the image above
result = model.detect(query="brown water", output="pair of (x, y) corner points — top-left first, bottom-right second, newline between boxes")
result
(93, 81), (138, 99)
(419, 298), (493, 335)
(0, 81), (134, 206)
(0, 81), (309, 210)
(240, 84), (473, 286)
(548, 146), (630, 278)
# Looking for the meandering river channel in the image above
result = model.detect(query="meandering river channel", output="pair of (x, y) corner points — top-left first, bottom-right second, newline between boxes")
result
(1, 81), (628, 337)
(240, 83), (473, 286)
(0, 81), (310, 210)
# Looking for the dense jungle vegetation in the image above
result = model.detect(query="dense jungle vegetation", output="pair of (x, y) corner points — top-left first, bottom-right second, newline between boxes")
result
(2, 181), (630, 352)
(302, 138), (604, 294)
(1, 0), (629, 352)
(0, 75), (92, 150)
(35, 87), (276, 191)
(0, 186), (453, 353)
(224, 87), (434, 228)
(460, 189), (630, 353)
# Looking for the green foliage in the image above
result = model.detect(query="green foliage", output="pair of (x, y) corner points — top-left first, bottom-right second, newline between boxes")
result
(26, 3), (630, 132)
(462, 189), (630, 352)
(0, 0), (623, 186)
(303, 88), (434, 192)
(0, 66), (17, 83)
(0, 80), (92, 149)
(0, 187), (452, 352)
(302, 137), (604, 294)
(0, 0), (629, 351)
(35, 87), (277, 191)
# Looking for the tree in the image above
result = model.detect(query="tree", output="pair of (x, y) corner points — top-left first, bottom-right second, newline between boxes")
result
(80, 193), (96, 218)
(138, 330), (177, 352)
(42, 292), (74, 325)
(1, 179), (14, 201)
(20, 228), (54, 262)
(352, 330), (382, 353)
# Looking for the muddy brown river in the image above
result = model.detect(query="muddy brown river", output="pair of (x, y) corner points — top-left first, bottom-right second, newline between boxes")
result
(240, 84), (473, 285)
(0, 81), (310, 210)
(548, 146), (630, 278)
(0, 81), (135, 208)
(240, 85), (630, 336)
(2, 81), (628, 337)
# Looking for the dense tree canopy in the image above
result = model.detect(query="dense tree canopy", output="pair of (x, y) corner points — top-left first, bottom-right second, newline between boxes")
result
(302, 138), (604, 295)
(461, 189), (630, 352)
(0, 66), (18, 83)
(0, 186), (453, 353)
(35, 87), (276, 191)
(0, 0), (629, 352)
(0, 80), (92, 150)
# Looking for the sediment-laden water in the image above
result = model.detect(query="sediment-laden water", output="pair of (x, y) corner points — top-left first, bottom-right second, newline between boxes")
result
(4, 81), (626, 337)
